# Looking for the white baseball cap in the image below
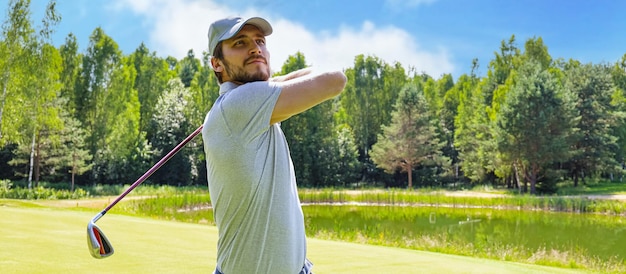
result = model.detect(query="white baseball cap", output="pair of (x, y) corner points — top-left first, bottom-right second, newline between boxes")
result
(207, 16), (273, 56)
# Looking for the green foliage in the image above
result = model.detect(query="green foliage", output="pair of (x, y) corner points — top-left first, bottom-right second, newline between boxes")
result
(2, 0), (626, 193)
(186, 50), (218, 130)
(149, 78), (193, 185)
(340, 55), (406, 161)
(279, 52), (360, 187)
(0, 0), (37, 145)
(131, 43), (174, 140)
(177, 49), (200, 88)
(454, 77), (495, 183)
(0, 1), (63, 188)
(58, 33), (80, 113)
(496, 61), (577, 194)
(8, 108), (88, 185)
(487, 35), (521, 89)
(76, 27), (126, 182)
(328, 126), (361, 186)
(0, 179), (89, 199)
(562, 62), (622, 185)
(59, 112), (92, 190)
(522, 37), (552, 69)
(371, 81), (448, 188)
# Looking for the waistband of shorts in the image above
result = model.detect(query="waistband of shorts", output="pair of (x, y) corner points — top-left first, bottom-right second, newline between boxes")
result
(214, 258), (313, 274)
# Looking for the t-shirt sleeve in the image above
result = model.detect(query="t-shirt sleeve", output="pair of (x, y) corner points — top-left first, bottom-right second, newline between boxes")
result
(218, 81), (282, 142)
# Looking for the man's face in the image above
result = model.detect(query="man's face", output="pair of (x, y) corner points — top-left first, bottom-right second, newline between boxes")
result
(213, 24), (271, 84)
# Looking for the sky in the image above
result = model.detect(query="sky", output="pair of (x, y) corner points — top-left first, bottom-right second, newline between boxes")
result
(9, 0), (626, 78)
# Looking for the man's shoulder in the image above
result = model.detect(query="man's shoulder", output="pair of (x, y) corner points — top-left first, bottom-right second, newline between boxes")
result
(235, 80), (280, 91)
(220, 81), (281, 101)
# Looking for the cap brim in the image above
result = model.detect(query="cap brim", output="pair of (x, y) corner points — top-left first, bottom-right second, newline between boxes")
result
(221, 17), (273, 42)
(243, 17), (273, 36)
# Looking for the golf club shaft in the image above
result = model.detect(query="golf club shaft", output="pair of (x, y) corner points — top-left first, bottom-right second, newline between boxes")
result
(98, 125), (204, 216)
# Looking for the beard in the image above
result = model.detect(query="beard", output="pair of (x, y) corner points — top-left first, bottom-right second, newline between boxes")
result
(222, 55), (271, 83)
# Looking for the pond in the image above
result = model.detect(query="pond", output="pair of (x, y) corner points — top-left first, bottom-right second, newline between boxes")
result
(302, 204), (626, 264)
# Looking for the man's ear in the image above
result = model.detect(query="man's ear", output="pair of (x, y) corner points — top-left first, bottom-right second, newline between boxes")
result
(211, 57), (224, 72)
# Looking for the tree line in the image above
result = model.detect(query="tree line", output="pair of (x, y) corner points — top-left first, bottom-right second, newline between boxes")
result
(2, 0), (626, 194)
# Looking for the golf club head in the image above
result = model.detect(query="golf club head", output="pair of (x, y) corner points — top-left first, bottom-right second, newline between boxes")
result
(87, 221), (114, 258)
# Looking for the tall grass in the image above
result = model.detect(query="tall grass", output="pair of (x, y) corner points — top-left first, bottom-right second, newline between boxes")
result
(299, 188), (626, 215)
(112, 188), (214, 224)
(557, 180), (626, 195)
(3, 179), (625, 216)
(0, 179), (90, 199)
(0, 179), (207, 200)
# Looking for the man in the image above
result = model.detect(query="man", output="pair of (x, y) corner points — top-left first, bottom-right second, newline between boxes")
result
(202, 16), (346, 274)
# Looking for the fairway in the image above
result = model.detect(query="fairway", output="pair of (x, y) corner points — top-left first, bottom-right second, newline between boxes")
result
(0, 203), (588, 274)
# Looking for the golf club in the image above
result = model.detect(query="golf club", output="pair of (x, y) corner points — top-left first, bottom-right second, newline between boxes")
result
(87, 125), (203, 259)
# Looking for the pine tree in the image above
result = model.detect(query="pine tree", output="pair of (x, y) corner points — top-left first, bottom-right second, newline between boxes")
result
(371, 82), (448, 188)
(564, 62), (620, 186)
(496, 61), (577, 194)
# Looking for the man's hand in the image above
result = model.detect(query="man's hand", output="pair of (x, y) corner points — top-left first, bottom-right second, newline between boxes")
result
(270, 67), (313, 82)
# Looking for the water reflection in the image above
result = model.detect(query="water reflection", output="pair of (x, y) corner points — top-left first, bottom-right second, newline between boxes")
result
(303, 205), (626, 261)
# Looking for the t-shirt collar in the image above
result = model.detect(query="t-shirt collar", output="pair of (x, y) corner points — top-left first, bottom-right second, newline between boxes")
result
(219, 82), (240, 95)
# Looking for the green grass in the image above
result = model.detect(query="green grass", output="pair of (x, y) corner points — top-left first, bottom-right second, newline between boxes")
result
(0, 201), (590, 274)
(557, 180), (626, 195)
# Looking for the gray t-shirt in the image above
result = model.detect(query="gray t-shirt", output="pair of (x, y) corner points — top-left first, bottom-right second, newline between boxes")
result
(202, 81), (306, 273)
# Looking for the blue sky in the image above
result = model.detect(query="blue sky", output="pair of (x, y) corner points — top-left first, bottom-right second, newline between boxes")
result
(14, 0), (626, 78)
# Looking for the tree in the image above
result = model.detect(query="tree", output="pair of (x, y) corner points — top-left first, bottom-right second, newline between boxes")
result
(149, 78), (192, 185)
(454, 59), (500, 185)
(326, 125), (361, 186)
(433, 74), (459, 181)
(131, 43), (175, 140)
(340, 55), (406, 183)
(17, 1), (61, 188)
(522, 37), (552, 70)
(185, 50), (218, 130)
(0, 0), (35, 144)
(371, 82), (448, 189)
(178, 49), (200, 88)
(610, 54), (626, 174)
(279, 52), (359, 187)
(100, 55), (155, 185)
(21, 43), (63, 187)
(488, 35), (521, 93)
(11, 106), (92, 189)
(455, 36), (522, 187)
(563, 62), (621, 186)
(59, 112), (92, 191)
(0, 0), (65, 185)
(453, 72), (491, 183)
(496, 61), (577, 194)
(75, 28), (127, 183)
(185, 50), (219, 184)
(58, 33), (80, 113)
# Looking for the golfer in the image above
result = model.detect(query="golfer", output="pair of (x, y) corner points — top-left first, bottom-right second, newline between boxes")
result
(202, 16), (346, 274)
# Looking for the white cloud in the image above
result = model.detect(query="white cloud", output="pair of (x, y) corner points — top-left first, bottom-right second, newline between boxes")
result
(112, 0), (454, 77)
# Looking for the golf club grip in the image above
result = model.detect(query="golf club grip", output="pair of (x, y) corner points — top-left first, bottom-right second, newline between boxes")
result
(102, 125), (204, 213)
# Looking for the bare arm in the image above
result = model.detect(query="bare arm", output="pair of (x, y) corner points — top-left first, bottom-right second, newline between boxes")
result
(270, 67), (313, 82)
(270, 69), (347, 124)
